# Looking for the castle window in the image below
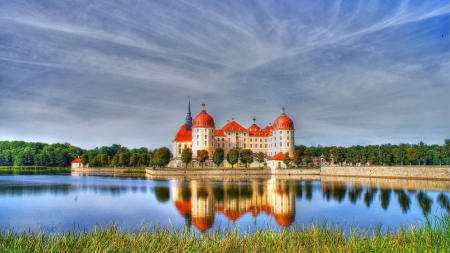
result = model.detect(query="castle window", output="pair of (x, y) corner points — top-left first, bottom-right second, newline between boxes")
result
(287, 131), (290, 134)
(250, 144), (252, 148)
(260, 144), (262, 148)
(218, 143), (220, 148)
(205, 141), (207, 146)
(197, 129), (199, 132)
(250, 138), (252, 142)
(244, 144), (246, 148)
(274, 143), (276, 147)
(222, 143), (224, 148)
(197, 141), (199, 146)
(205, 135), (207, 139)
(280, 142), (282, 147)
(222, 138), (224, 141)
(287, 136), (289, 140)
(265, 144), (267, 148)
(244, 138), (246, 142)
(287, 142), (289, 147)
(280, 136), (282, 140)
(197, 135), (199, 139)
(279, 131), (282, 134)
(274, 137), (276, 141)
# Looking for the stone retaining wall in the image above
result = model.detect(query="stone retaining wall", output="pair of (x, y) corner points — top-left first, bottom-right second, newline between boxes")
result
(321, 166), (450, 180)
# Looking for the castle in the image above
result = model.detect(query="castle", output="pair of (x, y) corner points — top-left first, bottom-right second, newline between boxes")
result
(172, 101), (295, 169)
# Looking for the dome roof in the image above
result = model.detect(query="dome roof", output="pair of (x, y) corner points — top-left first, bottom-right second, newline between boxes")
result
(248, 124), (261, 132)
(272, 106), (294, 130)
(192, 103), (215, 128)
(274, 213), (294, 227)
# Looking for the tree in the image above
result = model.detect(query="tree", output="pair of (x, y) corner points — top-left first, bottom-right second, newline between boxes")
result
(304, 147), (313, 165)
(81, 154), (89, 167)
(140, 152), (148, 166)
(406, 148), (416, 166)
(111, 154), (119, 167)
(331, 147), (345, 166)
(378, 144), (392, 166)
(434, 146), (446, 167)
(283, 152), (291, 167)
(129, 153), (140, 167)
(293, 150), (302, 167)
(240, 149), (253, 168)
(227, 149), (239, 168)
(154, 147), (171, 168)
(181, 148), (192, 169)
(415, 141), (431, 166)
(397, 144), (409, 166)
(197, 150), (209, 168)
(118, 152), (129, 167)
(257, 152), (265, 167)
(212, 148), (224, 167)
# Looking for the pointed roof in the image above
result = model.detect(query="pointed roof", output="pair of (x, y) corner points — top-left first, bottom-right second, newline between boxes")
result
(268, 152), (292, 161)
(221, 120), (248, 132)
(173, 124), (192, 142)
(214, 129), (226, 136)
(71, 157), (81, 163)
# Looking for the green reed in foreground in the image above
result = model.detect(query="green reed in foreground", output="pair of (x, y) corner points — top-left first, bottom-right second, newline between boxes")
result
(1, 215), (449, 253)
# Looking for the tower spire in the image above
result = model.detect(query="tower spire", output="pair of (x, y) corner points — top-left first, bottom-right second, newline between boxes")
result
(185, 96), (192, 130)
(281, 103), (286, 115)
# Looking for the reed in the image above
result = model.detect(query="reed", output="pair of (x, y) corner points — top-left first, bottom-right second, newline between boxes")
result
(1, 215), (449, 253)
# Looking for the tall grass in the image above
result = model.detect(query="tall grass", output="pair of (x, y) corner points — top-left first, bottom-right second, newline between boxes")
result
(1, 215), (449, 252)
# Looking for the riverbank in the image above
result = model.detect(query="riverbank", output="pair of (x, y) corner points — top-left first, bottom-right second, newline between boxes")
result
(145, 165), (450, 180)
(1, 215), (448, 253)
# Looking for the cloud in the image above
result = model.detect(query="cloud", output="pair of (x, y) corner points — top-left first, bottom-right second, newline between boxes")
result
(0, 0), (448, 149)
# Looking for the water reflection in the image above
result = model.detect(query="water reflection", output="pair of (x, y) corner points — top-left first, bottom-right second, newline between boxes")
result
(171, 179), (296, 232)
(165, 179), (450, 232)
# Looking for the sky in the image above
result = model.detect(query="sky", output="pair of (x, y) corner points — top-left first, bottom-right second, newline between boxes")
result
(0, 0), (449, 150)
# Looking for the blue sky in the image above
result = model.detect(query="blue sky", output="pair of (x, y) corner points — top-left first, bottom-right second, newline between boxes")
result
(0, 0), (448, 150)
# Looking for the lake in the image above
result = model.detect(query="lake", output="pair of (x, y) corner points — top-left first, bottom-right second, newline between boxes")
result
(1, 173), (449, 234)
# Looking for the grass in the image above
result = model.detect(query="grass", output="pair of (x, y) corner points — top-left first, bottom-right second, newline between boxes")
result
(1, 215), (449, 253)
(0, 166), (70, 174)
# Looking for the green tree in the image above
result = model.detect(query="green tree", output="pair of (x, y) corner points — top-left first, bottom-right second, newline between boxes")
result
(378, 144), (392, 166)
(331, 147), (345, 166)
(415, 141), (431, 166)
(434, 145), (446, 166)
(257, 152), (265, 167)
(283, 152), (291, 167)
(118, 152), (129, 167)
(397, 144), (409, 166)
(80, 154), (89, 167)
(181, 147), (192, 169)
(140, 152), (148, 166)
(212, 148), (224, 167)
(304, 147), (313, 165)
(406, 148), (416, 166)
(197, 149), (209, 168)
(227, 149), (239, 168)
(154, 147), (171, 168)
(293, 150), (302, 167)
(129, 153), (140, 167)
(111, 154), (119, 167)
(240, 149), (253, 168)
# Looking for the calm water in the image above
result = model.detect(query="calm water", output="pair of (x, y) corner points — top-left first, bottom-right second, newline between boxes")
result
(1, 174), (449, 234)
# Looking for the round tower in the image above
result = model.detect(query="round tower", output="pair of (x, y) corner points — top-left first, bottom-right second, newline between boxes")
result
(191, 102), (215, 157)
(268, 105), (295, 158)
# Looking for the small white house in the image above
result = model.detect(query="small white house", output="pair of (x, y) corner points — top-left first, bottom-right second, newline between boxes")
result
(71, 157), (81, 168)
(268, 152), (292, 170)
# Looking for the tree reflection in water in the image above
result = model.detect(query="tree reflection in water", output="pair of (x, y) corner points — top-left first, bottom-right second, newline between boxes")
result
(417, 191), (433, 216)
(363, 187), (377, 207)
(379, 189), (391, 210)
(348, 184), (363, 204)
(437, 193), (450, 213)
(394, 189), (411, 213)
(154, 186), (170, 203)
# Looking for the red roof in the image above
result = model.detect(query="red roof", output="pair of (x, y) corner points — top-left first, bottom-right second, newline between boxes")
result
(214, 129), (226, 136)
(272, 115), (294, 130)
(173, 124), (192, 142)
(274, 213), (294, 227)
(72, 157), (81, 163)
(192, 216), (214, 232)
(248, 124), (261, 132)
(193, 111), (215, 128)
(174, 201), (191, 217)
(221, 120), (248, 132)
(268, 152), (292, 161)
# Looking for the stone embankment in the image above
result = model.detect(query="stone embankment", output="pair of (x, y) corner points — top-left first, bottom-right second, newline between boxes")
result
(145, 168), (320, 181)
(145, 166), (450, 181)
(320, 166), (450, 180)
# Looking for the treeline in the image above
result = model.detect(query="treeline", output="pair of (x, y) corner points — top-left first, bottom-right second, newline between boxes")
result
(0, 141), (171, 167)
(294, 139), (450, 166)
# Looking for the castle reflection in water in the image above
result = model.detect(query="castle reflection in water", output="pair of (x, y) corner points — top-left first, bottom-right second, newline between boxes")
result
(158, 178), (450, 232)
(172, 179), (296, 232)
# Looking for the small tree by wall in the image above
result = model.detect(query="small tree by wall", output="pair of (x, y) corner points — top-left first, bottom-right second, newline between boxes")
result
(257, 152), (265, 167)
(181, 147), (192, 169)
(227, 149), (239, 168)
(213, 148), (224, 167)
(293, 150), (302, 167)
(283, 152), (291, 168)
(240, 149), (253, 168)
(197, 149), (209, 168)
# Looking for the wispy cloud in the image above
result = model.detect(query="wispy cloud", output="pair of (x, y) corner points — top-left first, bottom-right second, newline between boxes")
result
(0, 0), (448, 149)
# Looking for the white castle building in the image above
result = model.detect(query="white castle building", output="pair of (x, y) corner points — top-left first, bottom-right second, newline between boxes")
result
(172, 101), (295, 169)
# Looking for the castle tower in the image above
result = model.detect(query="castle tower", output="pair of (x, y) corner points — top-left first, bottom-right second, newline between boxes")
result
(268, 105), (295, 161)
(191, 102), (215, 157)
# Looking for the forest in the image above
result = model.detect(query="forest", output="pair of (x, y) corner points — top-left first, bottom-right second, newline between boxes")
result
(0, 139), (449, 167)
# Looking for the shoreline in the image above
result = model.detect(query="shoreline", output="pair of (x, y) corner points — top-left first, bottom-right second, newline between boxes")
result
(144, 165), (450, 181)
